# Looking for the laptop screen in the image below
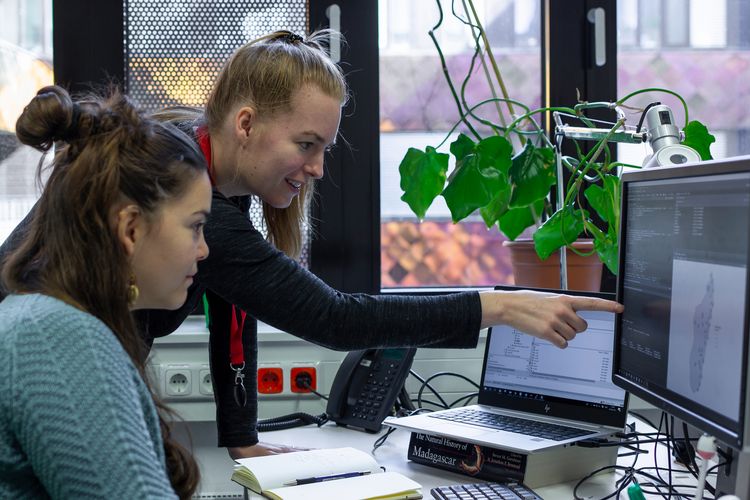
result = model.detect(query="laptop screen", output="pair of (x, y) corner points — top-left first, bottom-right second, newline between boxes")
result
(478, 288), (628, 428)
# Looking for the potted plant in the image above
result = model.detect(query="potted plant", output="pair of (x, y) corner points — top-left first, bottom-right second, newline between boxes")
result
(398, 0), (715, 288)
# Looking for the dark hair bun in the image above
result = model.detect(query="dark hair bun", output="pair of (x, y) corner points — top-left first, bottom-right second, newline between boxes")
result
(15, 85), (78, 151)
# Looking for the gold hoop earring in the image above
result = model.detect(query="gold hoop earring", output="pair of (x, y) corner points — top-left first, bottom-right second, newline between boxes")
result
(127, 273), (140, 306)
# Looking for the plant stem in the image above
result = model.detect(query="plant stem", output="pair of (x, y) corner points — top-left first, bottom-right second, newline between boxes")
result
(429, 0), (481, 140)
(435, 97), (538, 149)
(563, 118), (624, 207)
(465, 0), (515, 119)
(458, 0), (508, 130)
(505, 106), (577, 147)
(616, 87), (690, 128)
(607, 161), (642, 170)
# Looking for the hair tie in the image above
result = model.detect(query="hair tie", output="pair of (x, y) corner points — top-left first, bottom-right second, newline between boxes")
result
(59, 103), (82, 142)
(283, 32), (304, 44)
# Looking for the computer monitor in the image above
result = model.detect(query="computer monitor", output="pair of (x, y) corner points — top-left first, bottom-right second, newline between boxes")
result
(613, 156), (750, 495)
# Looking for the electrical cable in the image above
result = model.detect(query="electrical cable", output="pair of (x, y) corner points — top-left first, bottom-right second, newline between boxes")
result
(397, 385), (416, 412)
(695, 434), (717, 500)
(629, 410), (658, 430)
(256, 412), (328, 432)
(371, 407), (433, 452)
(297, 378), (327, 400)
(416, 371), (479, 410)
(636, 102), (662, 133)
(409, 369), (449, 409)
(372, 426), (398, 452)
(572, 418), (714, 500)
(682, 422), (698, 474)
(449, 392), (478, 408)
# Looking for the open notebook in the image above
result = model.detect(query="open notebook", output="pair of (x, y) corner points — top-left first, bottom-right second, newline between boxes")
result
(231, 447), (422, 499)
(385, 287), (628, 454)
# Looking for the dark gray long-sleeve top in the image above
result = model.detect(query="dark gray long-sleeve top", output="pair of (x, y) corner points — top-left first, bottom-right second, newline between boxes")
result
(0, 187), (482, 449)
(143, 190), (483, 447)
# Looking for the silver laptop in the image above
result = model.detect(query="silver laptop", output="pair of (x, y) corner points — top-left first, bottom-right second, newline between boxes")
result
(385, 287), (628, 454)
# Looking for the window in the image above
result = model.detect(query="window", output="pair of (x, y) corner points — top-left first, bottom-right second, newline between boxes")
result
(379, 0), (542, 288)
(0, 0), (53, 243)
(617, 0), (750, 165)
(124, 0), (310, 264)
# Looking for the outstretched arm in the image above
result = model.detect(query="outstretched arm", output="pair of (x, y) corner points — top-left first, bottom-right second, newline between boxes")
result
(479, 289), (624, 348)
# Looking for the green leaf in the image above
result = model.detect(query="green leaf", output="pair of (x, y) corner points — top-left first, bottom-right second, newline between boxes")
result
(682, 120), (715, 161)
(593, 232), (619, 275)
(443, 154), (503, 221)
(479, 178), (512, 228)
(449, 133), (476, 162)
(498, 199), (545, 241)
(475, 136), (514, 175)
(508, 143), (556, 208)
(584, 175), (620, 224)
(399, 146), (449, 219)
(533, 206), (587, 260)
(442, 135), (513, 222)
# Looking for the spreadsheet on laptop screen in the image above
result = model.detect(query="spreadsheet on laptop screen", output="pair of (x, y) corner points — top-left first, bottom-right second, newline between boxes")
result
(484, 310), (626, 408)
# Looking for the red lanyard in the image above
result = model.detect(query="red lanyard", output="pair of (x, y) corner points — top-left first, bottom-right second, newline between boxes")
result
(196, 126), (247, 372)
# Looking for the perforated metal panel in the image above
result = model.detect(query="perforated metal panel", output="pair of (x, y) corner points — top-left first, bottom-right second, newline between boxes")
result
(123, 0), (310, 266)
(124, 0), (308, 110)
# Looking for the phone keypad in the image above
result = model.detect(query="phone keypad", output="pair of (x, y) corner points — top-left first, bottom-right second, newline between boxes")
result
(349, 360), (402, 422)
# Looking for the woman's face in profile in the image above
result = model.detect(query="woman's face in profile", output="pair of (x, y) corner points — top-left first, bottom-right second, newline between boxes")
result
(130, 170), (212, 310)
(234, 84), (341, 208)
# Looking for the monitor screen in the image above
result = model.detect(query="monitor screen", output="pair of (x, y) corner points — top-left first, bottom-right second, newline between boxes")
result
(613, 157), (750, 449)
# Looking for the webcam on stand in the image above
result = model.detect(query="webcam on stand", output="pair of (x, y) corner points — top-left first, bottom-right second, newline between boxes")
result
(641, 104), (701, 168)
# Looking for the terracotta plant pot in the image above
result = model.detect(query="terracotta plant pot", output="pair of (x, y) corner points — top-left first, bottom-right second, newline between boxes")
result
(502, 239), (603, 292)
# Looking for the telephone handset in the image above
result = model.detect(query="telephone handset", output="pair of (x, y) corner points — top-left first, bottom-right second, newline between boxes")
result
(326, 348), (416, 433)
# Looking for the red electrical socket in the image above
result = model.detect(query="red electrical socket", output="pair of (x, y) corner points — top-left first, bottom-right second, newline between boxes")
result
(290, 367), (317, 393)
(257, 367), (283, 394)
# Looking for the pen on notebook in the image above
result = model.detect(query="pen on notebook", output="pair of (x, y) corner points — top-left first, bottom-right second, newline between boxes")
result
(283, 470), (372, 486)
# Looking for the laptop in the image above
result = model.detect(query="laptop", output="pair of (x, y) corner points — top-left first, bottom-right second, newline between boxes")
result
(384, 286), (628, 454)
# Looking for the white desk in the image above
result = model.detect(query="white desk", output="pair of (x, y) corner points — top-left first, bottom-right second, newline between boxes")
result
(236, 416), (706, 499)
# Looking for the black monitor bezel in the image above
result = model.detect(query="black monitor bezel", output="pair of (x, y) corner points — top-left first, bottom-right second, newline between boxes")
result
(613, 156), (750, 450)
(478, 285), (629, 429)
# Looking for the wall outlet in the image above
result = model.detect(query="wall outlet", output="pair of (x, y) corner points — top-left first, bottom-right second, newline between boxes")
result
(290, 366), (317, 393)
(165, 368), (192, 396)
(258, 366), (284, 394)
(198, 368), (213, 396)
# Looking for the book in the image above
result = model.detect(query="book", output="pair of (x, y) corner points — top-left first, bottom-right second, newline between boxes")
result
(231, 447), (423, 500)
(407, 432), (618, 488)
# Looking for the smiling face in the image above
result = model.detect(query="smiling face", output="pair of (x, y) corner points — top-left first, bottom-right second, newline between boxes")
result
(216, 84), (341, 206)
(128, 170), (212, 310)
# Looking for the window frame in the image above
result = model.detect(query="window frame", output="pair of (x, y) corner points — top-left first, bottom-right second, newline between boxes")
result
(52, 0), (618, 294)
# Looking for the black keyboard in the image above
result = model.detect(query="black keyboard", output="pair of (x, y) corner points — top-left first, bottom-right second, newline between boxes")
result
(431, 481), (542, 500)
(429, 408), (594, 441)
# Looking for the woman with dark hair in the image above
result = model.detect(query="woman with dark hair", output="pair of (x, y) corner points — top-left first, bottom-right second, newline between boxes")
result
(0, 85), (211, 499)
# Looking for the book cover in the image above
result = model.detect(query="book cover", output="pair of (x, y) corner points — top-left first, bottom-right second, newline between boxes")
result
(231, 447), (422, 499)
(407, 431), (620, 488)
(407, 432), (527, 482)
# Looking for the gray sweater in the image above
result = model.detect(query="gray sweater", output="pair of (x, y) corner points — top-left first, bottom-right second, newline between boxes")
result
(0, 293), (176, 499)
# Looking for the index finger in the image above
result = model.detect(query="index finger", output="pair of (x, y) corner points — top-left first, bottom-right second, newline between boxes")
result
(570, 297), (624, 313)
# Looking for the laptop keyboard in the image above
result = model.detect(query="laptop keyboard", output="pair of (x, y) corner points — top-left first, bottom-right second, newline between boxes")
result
(429, 408), (594, 441)
(431, 481), (542, 500)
